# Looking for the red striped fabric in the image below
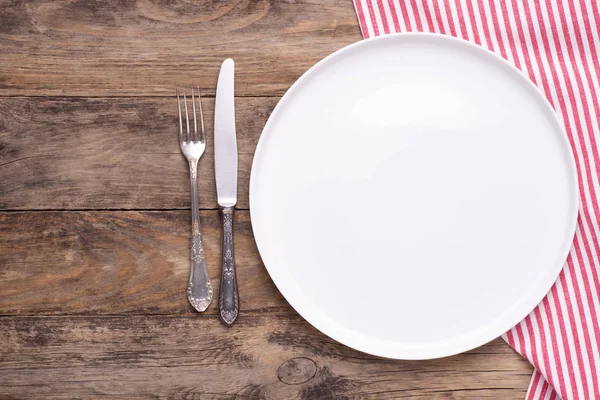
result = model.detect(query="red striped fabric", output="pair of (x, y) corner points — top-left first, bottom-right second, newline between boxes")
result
(351, 1), (600, 399)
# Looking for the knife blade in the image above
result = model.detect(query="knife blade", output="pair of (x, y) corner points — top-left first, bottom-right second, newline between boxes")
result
(214, 58), (238, 207)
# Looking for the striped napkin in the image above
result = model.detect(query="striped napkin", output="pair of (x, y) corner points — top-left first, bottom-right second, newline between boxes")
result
(350, 1), (600, 399)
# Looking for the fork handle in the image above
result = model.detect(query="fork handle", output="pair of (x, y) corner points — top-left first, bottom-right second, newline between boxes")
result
(186, 159), (213, 312)
(219, 206), (239, 324)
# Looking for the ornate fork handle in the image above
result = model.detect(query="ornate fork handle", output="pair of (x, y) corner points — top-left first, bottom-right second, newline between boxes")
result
(186, 158), (213, 312)
(219, 206), (239, 324)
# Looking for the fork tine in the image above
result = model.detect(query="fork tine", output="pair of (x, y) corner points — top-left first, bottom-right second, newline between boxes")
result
(191, 88), (198, 142)
(183, 89), (190, 142)
(197, 88), (206, 144)
(177, 89), (183, 143)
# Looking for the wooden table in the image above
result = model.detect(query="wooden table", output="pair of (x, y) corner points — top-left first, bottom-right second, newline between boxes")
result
(0, 1), (534, 398)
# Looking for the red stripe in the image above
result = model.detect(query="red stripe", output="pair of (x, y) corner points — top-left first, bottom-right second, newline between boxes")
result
(365, 0), (381, 36)
(542, 294), (567, 399)
(532, 0), (569, 111)
(566, 248), (594, 398)
(520, 0), (554, 105)
(591, 1), (600, 39)
(498, 0), (522, 70)
(442, 0), (457, 36)
(453, 0), (468, 39)
(504, 329), (516, 348)
(572, 229), (600, 397)
(576, 222), (600, 345)
(397, 0), (413, 31)
(420, 0), (436, 32)
(589, 0), (600, 43)
(558, 265), (586, 397)
(386, 0), (401, 32)
(575, 220), (600, 336)
(514, 324), (528, 358)
(464, 0), (481, 44)
(431, 0), (447, 34)
(523, 317), (541, 373)
(375, 0), (390, 34)
(475, 0), (495, 51)
(487, 1), (509, 60)
(550, 284), (574, 398)
(354, 0), (371, 38)
(533, 306), (554, 388)
(539, 379), (550, 399)
(527, 371), (541, 400)
(409, 0), (424, 31)
(509, 0), (537, 83)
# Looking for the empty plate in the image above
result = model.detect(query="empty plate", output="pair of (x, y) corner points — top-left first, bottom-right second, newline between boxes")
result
(250, 33), (578, 359)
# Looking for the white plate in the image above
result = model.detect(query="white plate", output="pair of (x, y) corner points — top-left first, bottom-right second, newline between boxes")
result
(250, 33), (578, 359)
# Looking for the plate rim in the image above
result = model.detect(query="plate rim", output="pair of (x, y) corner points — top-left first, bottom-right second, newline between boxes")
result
(249, 32), (579, 359)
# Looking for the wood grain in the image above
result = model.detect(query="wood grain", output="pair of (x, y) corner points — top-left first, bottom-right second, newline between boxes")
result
(0, 97), (275, 210)
(0, 210), (289, 315)
(0, 315), (532, 399)
(0, 0), (362, 97)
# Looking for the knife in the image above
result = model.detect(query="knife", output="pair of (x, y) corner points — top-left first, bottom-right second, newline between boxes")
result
(214, 58), (239, 325)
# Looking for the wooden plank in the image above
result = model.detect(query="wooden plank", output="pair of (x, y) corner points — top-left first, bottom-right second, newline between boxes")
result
(0, 210), (290, 315)
(0, 0), (362, 97)
(0, 315), (532, 399)
(0, 96), (275, 210)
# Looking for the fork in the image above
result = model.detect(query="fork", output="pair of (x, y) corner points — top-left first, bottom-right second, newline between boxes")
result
(178, 88), (213, 312)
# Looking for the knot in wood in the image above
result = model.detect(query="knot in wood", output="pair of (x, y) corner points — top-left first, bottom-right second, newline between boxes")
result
(277, 357), (317, 385)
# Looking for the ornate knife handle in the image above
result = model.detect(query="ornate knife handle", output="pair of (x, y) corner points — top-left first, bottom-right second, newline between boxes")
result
(219, 206), (239, 324)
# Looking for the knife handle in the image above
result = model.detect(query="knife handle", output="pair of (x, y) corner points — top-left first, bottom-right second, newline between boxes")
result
(219, 206), (239, 324)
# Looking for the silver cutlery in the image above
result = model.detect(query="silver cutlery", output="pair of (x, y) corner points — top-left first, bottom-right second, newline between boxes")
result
(214, 59), (239, 324)
(178, 88), (213, 312)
